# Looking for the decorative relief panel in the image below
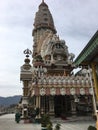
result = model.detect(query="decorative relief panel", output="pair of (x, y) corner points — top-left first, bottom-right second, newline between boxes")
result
(32, 87), (91, 96)
(40, 88), (46, 96)
(89, 87), (93, 95)
(70, 88), (75, 95)
(50, 88), (56, 95)
(80, 88), (85, 95)
(60, 88), (66, 95)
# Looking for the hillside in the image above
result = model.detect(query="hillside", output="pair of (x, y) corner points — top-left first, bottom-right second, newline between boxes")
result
(0, 95), (22, 107)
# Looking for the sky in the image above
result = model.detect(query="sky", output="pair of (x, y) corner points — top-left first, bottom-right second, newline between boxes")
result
(0, 0), (98, 97)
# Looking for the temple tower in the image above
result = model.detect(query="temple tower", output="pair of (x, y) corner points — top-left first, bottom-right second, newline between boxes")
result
(32, 0), (75, 76)
(32, 0), (56, 58)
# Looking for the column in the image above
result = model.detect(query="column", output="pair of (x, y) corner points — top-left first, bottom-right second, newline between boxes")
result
(35, 96), (39, 118)
(23, 81), (29, 96)
(38, 96), (41, 118)
(49, 96), (55, 116)
(91, 63), (98, 101)
(89, 64), (97, 116)
(71, 99), (76, 116)
(40, 96), (44, 115)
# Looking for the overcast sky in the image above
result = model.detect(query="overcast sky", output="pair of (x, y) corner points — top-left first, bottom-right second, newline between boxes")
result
(0, 0), (98, 97)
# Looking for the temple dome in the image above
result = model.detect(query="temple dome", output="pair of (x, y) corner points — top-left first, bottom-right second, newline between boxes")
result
(33, 1), (56, 35)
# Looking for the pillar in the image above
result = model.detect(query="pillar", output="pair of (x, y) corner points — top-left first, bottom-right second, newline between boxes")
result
(91, 63), (98, 101)
(35, 96), (41, 118)
(49, 96), (55, 116)
(71, 99), (76, 116)
(38, 96), (41, 118)
(23, 81), (29, 96)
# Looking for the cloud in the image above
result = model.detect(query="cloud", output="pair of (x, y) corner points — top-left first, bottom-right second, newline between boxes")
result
(0, 84), (22, 97)
(0, 0), (98, 96)
(51, 0), (98, 37)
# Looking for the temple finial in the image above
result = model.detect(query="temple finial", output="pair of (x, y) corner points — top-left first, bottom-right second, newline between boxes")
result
(42, 0), (44, 3)
(23, 48), (32, 58)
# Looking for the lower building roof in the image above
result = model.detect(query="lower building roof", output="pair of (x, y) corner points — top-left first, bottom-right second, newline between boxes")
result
(74, 30), (98, 66)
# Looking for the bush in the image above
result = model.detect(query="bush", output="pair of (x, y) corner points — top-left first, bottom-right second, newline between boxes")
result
(54, 123), (61, 130)
(47, 123), (53, 130)
(88, 125), (96, 130)
(41, 114), (51, 127)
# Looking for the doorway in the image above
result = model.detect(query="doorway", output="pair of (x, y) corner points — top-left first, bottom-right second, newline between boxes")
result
(54, 95), (71, 117)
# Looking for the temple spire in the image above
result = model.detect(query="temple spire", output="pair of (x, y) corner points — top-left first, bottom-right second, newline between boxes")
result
(42, 0), (44, 2)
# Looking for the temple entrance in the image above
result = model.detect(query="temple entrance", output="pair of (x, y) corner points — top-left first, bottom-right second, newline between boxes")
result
(54, 95), (71, 118)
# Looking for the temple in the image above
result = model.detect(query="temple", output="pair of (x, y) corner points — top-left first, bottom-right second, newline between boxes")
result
(19, 1), (95, 119)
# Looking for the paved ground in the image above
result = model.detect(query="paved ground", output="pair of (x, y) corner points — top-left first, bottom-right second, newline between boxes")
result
(0, 114), (96, 130)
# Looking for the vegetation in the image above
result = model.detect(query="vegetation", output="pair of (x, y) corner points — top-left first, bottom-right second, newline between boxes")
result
(41, 114), (61, 130)
(41, 114), (51, 127)
(47, 123), (53, 130)
(88, 125), (96, 130)
(54, 123), (61, 130)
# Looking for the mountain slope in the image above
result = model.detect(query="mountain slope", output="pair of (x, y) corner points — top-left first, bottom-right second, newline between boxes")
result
(0, 95), (22, 107)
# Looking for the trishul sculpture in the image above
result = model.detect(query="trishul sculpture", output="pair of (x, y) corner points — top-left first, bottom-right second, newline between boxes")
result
(23, 48), (32, 58)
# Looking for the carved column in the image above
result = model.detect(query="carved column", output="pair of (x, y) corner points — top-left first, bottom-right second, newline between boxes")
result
(36, 96), (39, 108)
(23, 81), (29, 96)
(71, 99), (76, 116)
(91, 63), (98, 101)
(38, 96), (41, 118)
(49, 96), (55, 116)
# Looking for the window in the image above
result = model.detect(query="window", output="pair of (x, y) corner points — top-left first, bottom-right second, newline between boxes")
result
(43, 13), (47, 16)
(44, 18), (48, 21)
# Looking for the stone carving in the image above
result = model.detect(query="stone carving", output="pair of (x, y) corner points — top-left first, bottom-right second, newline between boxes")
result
(67, 53), (75, 64)
(40, 88), (46, 96)
(89, 87), (93, 95)
(80, 88), (85, 95)
(31, 89), (35, 96)
(40, 32), (74, 65)
(50, 88), (56, 95)
(60, 88), (65, 95)
(70, 88), (75, 95)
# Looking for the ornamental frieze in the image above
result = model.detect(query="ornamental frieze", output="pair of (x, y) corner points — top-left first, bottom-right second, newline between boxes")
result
(31, 87), (93, 96)
(35, 76), (91, 87)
